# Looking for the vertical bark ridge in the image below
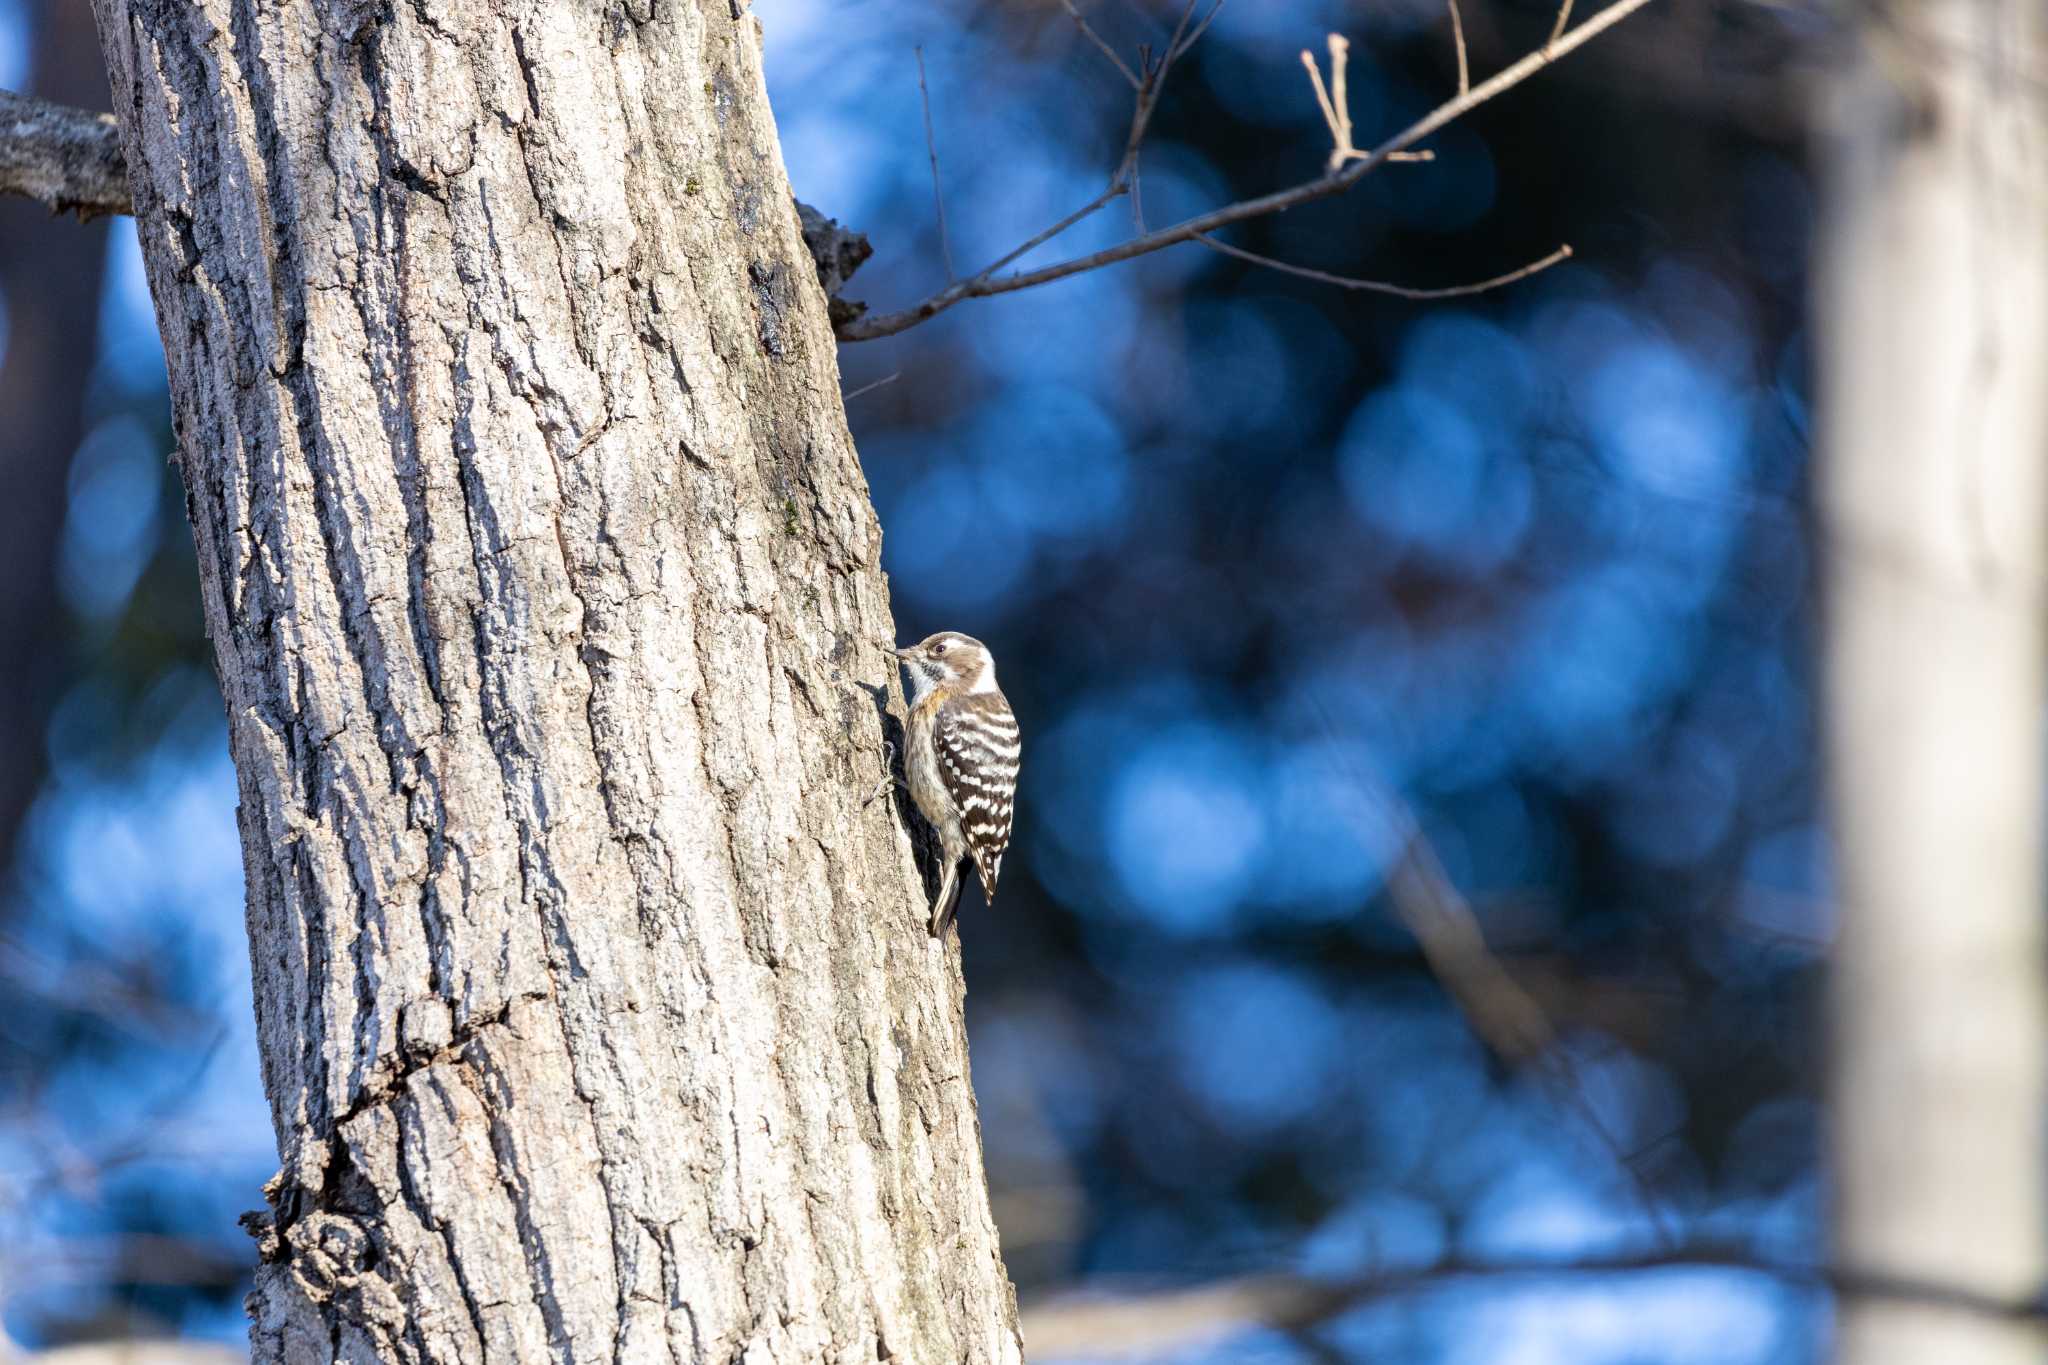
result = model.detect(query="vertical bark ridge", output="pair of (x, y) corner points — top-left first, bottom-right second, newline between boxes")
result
(90, 1), (1022, 1360)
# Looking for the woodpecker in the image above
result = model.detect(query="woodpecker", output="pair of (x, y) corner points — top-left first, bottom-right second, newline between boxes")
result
(885, 632), (1020, 938)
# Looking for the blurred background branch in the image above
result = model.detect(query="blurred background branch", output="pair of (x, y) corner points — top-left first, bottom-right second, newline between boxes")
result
(3, 1332), (242, 1365)
(1022, 1243), (2048, 1359)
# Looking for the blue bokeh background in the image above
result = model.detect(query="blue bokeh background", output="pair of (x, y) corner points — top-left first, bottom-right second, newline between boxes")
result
(0, 0), (1827, 1358)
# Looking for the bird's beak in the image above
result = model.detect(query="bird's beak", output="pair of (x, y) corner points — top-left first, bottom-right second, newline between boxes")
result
(878, 639), (910, 661)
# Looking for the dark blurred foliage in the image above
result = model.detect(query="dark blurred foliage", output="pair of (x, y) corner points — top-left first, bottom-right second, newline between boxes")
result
(0, 0), (1829, 1358)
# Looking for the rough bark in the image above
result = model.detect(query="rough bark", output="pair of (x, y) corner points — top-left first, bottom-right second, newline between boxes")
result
(0, 87), (127, 216)
(87, 2), (1020, 1362)
(1816, 0), (2048, 1360)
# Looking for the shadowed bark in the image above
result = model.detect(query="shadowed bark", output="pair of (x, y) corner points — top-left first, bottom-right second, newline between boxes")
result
(86, 1), (1020, 1360)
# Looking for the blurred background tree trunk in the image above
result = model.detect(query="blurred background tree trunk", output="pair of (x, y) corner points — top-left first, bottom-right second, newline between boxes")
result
(87, 2), (1020, 1361)
(1817, 0), (2048, 1360)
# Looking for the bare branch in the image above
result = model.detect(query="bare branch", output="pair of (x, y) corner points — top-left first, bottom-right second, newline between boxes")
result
(913, 47), (956, 282)
(1449, 0), (1472, 94)
(1196, 233), (1571, 300)
(0, 88), (129, 217)
(1020, 1245), (2048, 1360)
(837, 0), (1661, 342)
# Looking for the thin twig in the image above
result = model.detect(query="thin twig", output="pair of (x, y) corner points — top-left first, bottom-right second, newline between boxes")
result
(1122, 0), (1207, 231)
(1299, 48), (1345, 169)
(1172, 0), (1227, 60)
(842, 370), (901, 402)
(978, 187), (1125, 277)
(1194, 234), (1572, 300)
(1448, 0), (1471, 94)
(1160, 1), (1204, 88)
(838, 0), (1661, 341)
(941, 0), (1220, 279)
(914, 47), (955, 282)
(1057, 0), (1141, 89)
(1549, 0), (1578, 46)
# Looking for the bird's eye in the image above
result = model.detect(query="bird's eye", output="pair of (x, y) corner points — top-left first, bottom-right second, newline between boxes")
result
(927, 644), (943, 658)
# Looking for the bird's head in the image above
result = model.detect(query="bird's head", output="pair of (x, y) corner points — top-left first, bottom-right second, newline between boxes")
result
(885, 632), (996, 702)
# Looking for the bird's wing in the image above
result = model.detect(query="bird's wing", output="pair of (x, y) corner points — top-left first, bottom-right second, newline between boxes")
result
(936, 692), (1019, 901)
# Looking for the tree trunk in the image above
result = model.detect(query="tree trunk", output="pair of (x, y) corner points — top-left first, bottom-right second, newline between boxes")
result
(88, 3), (1021, 1361)
(1816, 0), (2048, 1359)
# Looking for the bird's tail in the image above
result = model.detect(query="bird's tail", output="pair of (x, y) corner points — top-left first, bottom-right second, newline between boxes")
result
(930, 861), (964, 939)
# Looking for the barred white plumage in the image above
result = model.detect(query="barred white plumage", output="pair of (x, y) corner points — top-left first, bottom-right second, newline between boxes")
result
(886, 631), (1021, 938)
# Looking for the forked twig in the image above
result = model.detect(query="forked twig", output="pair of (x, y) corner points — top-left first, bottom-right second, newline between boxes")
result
(1058, 0), (1141, 89)
(914, 2), (1224, 288)
(1303, 33), (1439, 169)
(1300, 37), (1355, 173)
(1549, 0), (1578, 47)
